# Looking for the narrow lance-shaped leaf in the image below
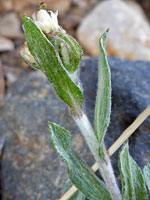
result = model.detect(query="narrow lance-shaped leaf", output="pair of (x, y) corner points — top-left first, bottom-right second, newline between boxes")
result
(23, 16), (83, 112)
(49, 122), (112, 200)
(119, 142), (148, 200)
(94, 29), (111, 157)
(143, 162), (150, 195)
(64, 179), (85, 200)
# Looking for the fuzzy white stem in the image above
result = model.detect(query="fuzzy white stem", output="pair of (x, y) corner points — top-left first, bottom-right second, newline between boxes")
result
(74, 112), (99, 159)
(74, 111), (121, 200)
(97, 145), (122, 200)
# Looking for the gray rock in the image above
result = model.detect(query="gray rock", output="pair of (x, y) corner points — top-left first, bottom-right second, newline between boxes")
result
(0, 72), (88, 200)
(77, 0), (150, 61)
(80, 57), (150, 169)
(0, 57), (150, 199)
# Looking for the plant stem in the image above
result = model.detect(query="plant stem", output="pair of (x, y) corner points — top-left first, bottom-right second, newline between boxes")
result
(97, 144), (122, 200)
(73, 111), (122, 200)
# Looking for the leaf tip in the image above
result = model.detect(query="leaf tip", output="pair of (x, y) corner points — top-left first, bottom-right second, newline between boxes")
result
(99, 29), (109, 48)
(106, 28), (109, 33)
(23, 14), (28, 22)
(48, 121), (55, 130)
(22, 14), (32, 28)
(48, 121), (51, 125)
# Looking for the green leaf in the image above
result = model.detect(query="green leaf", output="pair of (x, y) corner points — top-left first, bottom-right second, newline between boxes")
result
(49, 122), (112, 200)
(64, 179), (85, 200)
(48, 32), (83, 74)
(94, 29), (111, 157)
(23, 15), (83, 112)
(143, 162), (150, 195)
(58, 32), (83, 74)
(119, 142), (148, 200)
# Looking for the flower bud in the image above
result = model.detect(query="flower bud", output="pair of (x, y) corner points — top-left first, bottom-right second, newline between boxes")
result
(48, 32), (83, 74)
(20, 42), (39, 69)
(32, 9), (61, 34)
(22, 8), (84, 112)
(21, 8), (82, 74)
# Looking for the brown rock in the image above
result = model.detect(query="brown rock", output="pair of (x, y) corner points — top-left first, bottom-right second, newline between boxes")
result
(3, 65), (27, 86)
(77, 0), (150, 61)
(0, 37), (14, 52)
(1, 50), (21, 68)
(0, 12), (22, 37)
(0, 0), (71, 15)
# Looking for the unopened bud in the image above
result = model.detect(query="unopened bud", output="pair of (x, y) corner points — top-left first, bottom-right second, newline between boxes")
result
(22, 7), (84, 111)
(32, 9), (61, 34)
(21, 8), (82, 74)
(20, 42), (39, 69)
(48, 32), (83, 74)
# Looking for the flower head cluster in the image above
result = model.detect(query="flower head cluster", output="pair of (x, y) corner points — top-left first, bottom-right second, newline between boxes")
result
(32, 9), (61, 34)
(21, 6), (83, 112)
(21, 9), (62, 66)
(21, 7), (82, 74)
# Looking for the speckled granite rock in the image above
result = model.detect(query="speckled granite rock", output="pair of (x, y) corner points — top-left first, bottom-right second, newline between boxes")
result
(0, 57), (150, 200)
(77, 0), (150, 61)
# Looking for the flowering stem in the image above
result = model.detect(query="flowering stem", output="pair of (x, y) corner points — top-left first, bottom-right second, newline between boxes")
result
(73, 111), (122, 200)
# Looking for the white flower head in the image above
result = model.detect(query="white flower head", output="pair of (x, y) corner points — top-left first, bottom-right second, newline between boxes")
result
(32, 9), (61, 34)
(20, 42), (36, 65)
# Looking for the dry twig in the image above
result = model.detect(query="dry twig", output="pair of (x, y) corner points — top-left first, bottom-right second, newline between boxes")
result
(0, 60), (5, 102)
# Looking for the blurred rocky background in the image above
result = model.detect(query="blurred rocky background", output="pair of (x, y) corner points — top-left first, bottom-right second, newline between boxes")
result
(0, 0), (150, 199)
(0, 0), (150, 101)
(0, 0), (150, 102)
